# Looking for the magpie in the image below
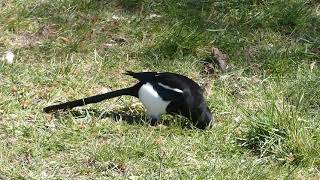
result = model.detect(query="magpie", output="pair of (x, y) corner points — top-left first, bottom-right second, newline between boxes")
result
(43, 71), (213, 129)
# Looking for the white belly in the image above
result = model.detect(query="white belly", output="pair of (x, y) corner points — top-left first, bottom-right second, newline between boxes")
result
(138, 83), (170, 119)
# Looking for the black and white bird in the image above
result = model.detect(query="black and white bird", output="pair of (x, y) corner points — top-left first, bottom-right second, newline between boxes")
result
(43, 71), (213, 129)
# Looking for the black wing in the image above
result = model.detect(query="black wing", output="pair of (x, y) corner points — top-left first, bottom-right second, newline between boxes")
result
(125, 71), (204, 101)
(125, 71), (202, 93)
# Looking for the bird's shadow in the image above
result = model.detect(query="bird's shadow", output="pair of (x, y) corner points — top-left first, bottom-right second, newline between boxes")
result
(50, 106), (193, 128)
(51, 106), (147, 125)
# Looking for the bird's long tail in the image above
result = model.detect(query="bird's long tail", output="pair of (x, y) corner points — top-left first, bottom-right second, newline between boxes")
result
(43, 84), (140, 113)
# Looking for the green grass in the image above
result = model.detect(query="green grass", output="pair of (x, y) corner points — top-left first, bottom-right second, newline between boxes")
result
(1, 0), (319, 178)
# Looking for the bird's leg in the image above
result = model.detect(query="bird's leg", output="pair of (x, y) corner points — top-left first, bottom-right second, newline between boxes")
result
(148, 115), (159, 126)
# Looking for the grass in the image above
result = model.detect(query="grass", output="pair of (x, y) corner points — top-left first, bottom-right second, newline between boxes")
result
(0, 0), (319, 178)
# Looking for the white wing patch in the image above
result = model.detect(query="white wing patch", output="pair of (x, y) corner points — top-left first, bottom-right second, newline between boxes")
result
(158, 83), (183, 93)
(138, 83), (170, 119)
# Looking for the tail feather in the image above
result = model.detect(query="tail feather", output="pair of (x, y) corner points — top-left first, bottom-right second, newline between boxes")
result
(124, 71), (135, 76)
(43, 84), (141, 113)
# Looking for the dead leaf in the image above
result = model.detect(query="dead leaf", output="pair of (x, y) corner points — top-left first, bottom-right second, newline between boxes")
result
(78, 124), (86, 129)
(287, 153), (295, 162)
(310, 62), (316, 71)
(202, 62), (215, 75)
(211, 47), (229, 72)
(37, 25), (57, 38)
(57, 36), (70, 43)
(154, 137), (164, 145)
(21, 100), (28, 109)
(11, 85), (17, 96)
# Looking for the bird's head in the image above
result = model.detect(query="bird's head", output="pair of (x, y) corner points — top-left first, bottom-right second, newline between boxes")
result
(192, 101), (213, 129)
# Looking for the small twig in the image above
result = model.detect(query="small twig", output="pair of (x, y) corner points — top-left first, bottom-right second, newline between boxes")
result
(158, 148), (163, 180)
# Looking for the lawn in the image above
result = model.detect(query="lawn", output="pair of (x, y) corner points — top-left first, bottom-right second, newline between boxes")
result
(0, 0), (319, 179)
